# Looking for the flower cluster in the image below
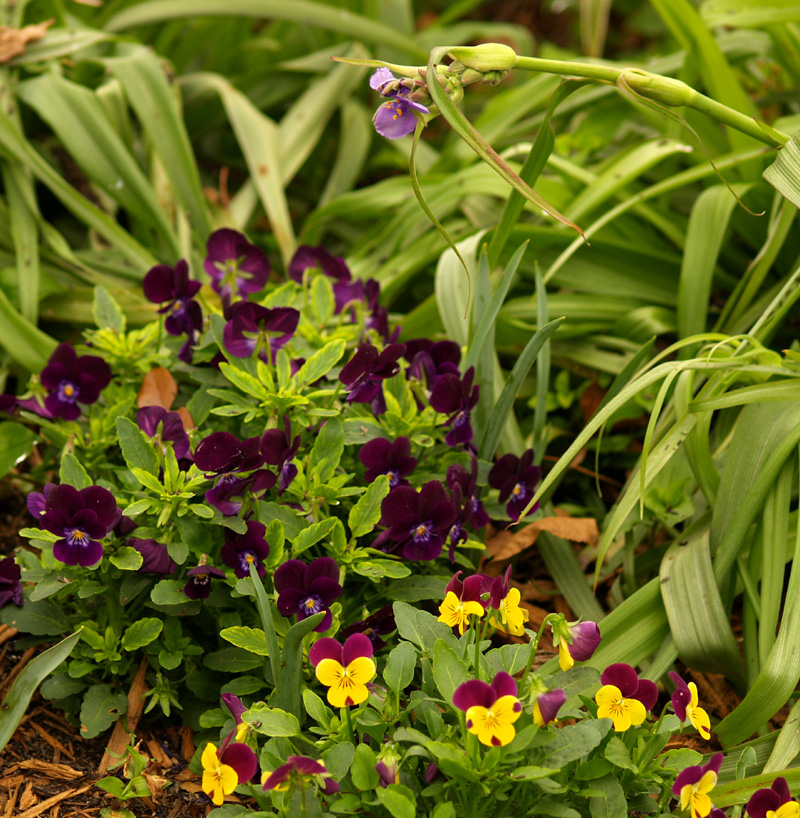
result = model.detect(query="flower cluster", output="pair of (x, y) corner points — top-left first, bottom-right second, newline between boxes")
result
(370, 68), (430, 139)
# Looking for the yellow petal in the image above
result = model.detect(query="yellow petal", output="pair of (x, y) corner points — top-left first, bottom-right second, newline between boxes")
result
(202, 742), (220, 773)
(688, 681), (700, 709)
(315, 658), (345, 687)
(438, 592), (462, 627)
(462, 600), (485, 619)
(218, 763), (239, 796)
(624, 697), (647, 728)
(327, 678), (369, 708)
(689, 705), (711, 740)
(202, 769), (222, 804)
(533, 702), (544, 727)
(595, 685), (622, 708)
(690, 790), (712, 818)
(777, 803), (800, 818)
(345, 656), (377, 685)
(492, 695), (523, 726)
(558, 640), (574, 671)
(696, 770), (717, 796)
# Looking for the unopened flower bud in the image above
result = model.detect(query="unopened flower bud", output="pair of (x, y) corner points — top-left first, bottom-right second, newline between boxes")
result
(447, 43), (517, 73)
(623, 70), (695, 107)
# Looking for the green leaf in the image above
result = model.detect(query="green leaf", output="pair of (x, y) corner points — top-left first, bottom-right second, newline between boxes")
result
(432, 638), (470, 702)
(604, 737), (637, 771)
(376, 784), (416, 818)
(80, 684), (127, 739)
(110, 547), (144, 571)
(0, 421), (35, 478)
(0, 599), (66, 635)
(348, 474), (391, 538)
(388, 575), (449, 602)
(121, 617), (163, 651)
(303, 689), (332, 728)
(150, 579), (192, 606)
(116, 417), (159, 476)
(93, 286), (126, 334)
(309, 415), (344, 484)
(295, 339), (347, 389)
(292, 518), (338, 556)
(276, 611), (325, 718)
(351, 742), (380, 789)
(352, 559), (411, 580)
(589, 775), (627, 818)
(384, 641), (417, 693)
(432, 804), (457, 818)
(322, 742), (355, 779)
(242, 703), (299, 736)
(219, 626), (270, 656)
(0, 631), (80, 752)
(204, 648), (263, 673)
(539, 720), (611, 767)
(59, 451), (92, 490)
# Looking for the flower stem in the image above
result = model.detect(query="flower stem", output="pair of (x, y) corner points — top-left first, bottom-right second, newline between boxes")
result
(521, 613), (557, 684)
(343, 705), (356, 745)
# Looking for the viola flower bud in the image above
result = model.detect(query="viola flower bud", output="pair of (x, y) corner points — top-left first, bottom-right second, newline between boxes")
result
(594, 663), (658, 732)
(551, 616), (602, 671)
(274, 557), (342, 633)
(673, 753), (723, 818)
(201, 739), (257, 806)
(746, 777), (798, 818)
(40, 343), (112, 421)
(221, 693), (249, 743)
(260, 417), (301, 494)
(128, 539), (176, 576)
(262, 756), (339, 795)
(453, 672), (523, 747)
(670, 672), (712, 740)
(308, 633), (376, 708)
(220, 520), (270, 579)
(0, 557), (23, 608)
(137, 406), (190, 461)
(359, 436), (417, 488)
(204, 228), (269, 306)
(528, 677), (566, 727)
(446, 43), (517, 73)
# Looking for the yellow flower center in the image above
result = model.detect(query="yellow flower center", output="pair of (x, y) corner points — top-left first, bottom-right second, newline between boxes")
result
(315, 656), (376, 708)
(595, 685), (647, 732)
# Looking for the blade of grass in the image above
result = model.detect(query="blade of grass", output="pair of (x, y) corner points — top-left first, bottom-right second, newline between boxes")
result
(533, 264), (551, 464)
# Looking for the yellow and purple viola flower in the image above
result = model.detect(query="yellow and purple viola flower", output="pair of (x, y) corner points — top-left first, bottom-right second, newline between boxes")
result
(204, 228), (269, 307)
(201, 736), (257, 806)
(595, 663), (658, 732)
(487, 449), (542, 522)
(453, 671), (523, 747)
(487, 566), (529, 637)
(552, 617), (602, 671)
(379, 480), (457, 561)
(308, 633), (376, 708)
(39, 343), (113, 421)
(339, 342), (406, 413)
(747, 777), (799, 818)
(31, 483), (117, 568)
(670, 672), (712, 740)
(220, 520), (270, 579)
(529, 678), (566, 727)
(370, 68), (430, 139)
(262, 755), (339, 795)
(430, 366), (480, 447)
(221, 693), (250, 743)
(260, 417), (300, 494)
(341, 604), (396, 650)
(184, 563), (227, 599)
(0, 557), (23, 609)
(223, 302), (299, 360)
(143, 260), (203, 362)
(274, 557), (342, 632)
(359, 436), (417, 489)
(438, 571), (489, 635)
(137, 406), (191, 461)
(672, 753), (723, 818)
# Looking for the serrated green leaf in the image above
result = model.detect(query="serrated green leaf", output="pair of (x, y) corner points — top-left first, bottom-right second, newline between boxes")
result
(116, 417), (159, 476)
(242, 703), (299, 736)
(80, 684), (127, 738)
(220, 626), (270, 656)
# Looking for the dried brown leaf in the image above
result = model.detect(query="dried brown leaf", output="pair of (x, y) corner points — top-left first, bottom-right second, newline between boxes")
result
(485, 515), (598, 567)
(0, 20), (53, 63)
(137, 368), (177, 410)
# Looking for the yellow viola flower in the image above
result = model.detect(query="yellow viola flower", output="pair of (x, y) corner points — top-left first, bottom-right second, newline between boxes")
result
(201, 743), (240, 806)
(438, 590), (485, 635)
(453, 672), (523, 747)
(595, 684), (647, 732)
(673, 753), (722, 818)
(309, 633), (376, 708)
(670, 673), (711, 740)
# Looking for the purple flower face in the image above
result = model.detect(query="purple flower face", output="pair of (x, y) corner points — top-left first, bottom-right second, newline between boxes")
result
(288, 246), (350, 285)
(370, 70), (429, 139)
(204, 229), (269, 305)
(430, 367), (479, 447)
(405, 339), (461, 386)
(35, 484), (117, 568)
(359, 437), (417, 488)
(260, 417), (300, 494)
(341, 604), (396, 651)
(453, 671), (519, 712)
(223, 302), (299, 359)
(447, 461), (489, 530)
(747, 777), (794, 818)
(184, 564), (226, 599)
(128, 539), (176, 575)
(274, 557), (342, 632)
(339, 343), (406, 410)
(137, 406), (190, 461)
(0, 557), (23, 608)
(600, 663), (657, 711)
(672, 752), (723, 797)
(488, 449), (542, 522)
(262, 756), (338, 794)
(143, 260), (202, 362)
(39, 343), (112, 421)
(220, 520), (270, 579)
(379, 481), (457, 561)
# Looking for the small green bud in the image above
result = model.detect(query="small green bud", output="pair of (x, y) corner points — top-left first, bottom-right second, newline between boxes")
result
(623, 70), (695, 107)
(446, 43), (517, 73)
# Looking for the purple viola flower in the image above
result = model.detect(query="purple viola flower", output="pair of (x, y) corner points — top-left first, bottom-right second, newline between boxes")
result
(487, 449), (542, 522)
(339, 343), (406, 413)
(673, 753), (723, 817)
(35, 484), (117, 568)
(263, 756), (339, 795)
(194, 432), (276, 516)
(204, 229), (269, 306)
(143, 260), (203, 362)
(445, 570), (491, 608)
(747, 778), (795, 818)
(341, 604), (396, 651)
(600, 663), (658, 711)
(534, 687), (566, 727)
(274, 557), (342, 633)
(453, 672), (523, 747)
(39, 343), (112, 421)
(405, 339), (461, 386)
(260, 417), (300, 494)
(223, 302), (299, 360)
(0, 557), (23, 608)
(220, 520), (270, 579)
(137, 406), (190, 461)
(289, 245), (349, 285)
(379, 480), (457, 561)
(430, 367), (479, 447)
(0, 394), (17, 414)
(447, 460), (489, 530)
(184, 564), (226, 599)
(370, 69), (429, 140)
(128, 539), (176, 575)
(359, 437), (417, 488)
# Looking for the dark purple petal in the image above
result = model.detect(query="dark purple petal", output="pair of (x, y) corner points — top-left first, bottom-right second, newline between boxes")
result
(222, 693), (247, 724)
(632, 678), (658, 711)
(772, 777), (792, 805)
(274, 559), (307, 594)
(309, 638), (343, 667)
(129, 539), (176, 575)
(144, 264), (178, 303)
(673, 765), (704, 795)
(53, 536), (103, 567)
(537, 689), (566, 725)
(747, 788), (783, 818)
(195, 432), (241, 472)
(430, 374), (464, 414)
(0, 557), (23, 608)
(304, 557), (339, 587)
(453, 680), (493, 711)
(306, 576), (343, 606)
(342, 633), (373, 665)
(490, 672), (518, 700)
(219, 742), (257, 783)
(79, 486), (117, 531)
(600, 663), (640, 698)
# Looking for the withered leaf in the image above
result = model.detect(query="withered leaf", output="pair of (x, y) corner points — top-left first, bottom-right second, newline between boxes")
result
(0, 19), (53, 64)
(137, 367), (178, 410)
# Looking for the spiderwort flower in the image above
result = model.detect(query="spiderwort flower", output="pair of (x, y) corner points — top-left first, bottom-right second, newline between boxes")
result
(274, 557), (342, 632)
(359, 436), (417, 488)
(430, 367), (479, 446)
(260, 417), (300, 494)
(39, 343), (112, 421)
(220, 520), (270, 579)
(0, 557), (23, 608)
(137, 406), (190, 461)
(747, 777), (798, 818)
(201, 740), (257, 806)
(438, 572), (487, 635)
(487, 566), (529, 636)
(673, 753), (723, 818)
(143, 260), (203, 362)
(551, 616), (602, 671)
(370, 68), (430, 139)
(308, 633), (376, 707)
(453, 672), (523, 747)
(262, 756), (339, 795)
(595, 663), (658, 732)
(184, 564), (226, 599)
(35, 484), (117, 568)
(223, 302), (299, 359)
(670, 672), (712, 740)
(487, 449), (542, 522)
(204, 228), (269, 306)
